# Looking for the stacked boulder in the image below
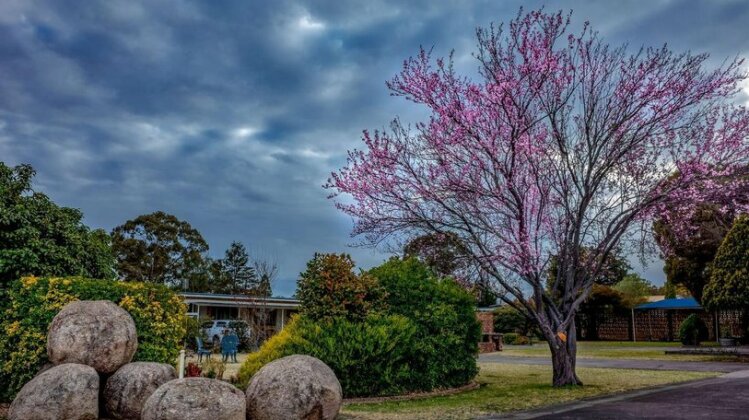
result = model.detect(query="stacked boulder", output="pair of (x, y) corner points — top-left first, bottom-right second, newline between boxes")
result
(7, 300), (181, 420)
(9, 300), (343, 420)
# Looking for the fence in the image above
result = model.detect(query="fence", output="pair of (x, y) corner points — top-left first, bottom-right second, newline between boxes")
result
(577, 308), (744, 342)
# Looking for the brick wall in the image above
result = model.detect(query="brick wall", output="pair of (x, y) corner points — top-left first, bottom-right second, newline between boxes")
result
(476, 312), (494, 334)
(578, 309), (742, 342)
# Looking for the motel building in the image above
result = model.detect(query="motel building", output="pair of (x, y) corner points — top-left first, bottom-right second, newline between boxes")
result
(181, 292), (300, 338)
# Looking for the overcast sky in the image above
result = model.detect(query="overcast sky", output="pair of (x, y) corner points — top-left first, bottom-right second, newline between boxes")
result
(2, 0), (749, 296)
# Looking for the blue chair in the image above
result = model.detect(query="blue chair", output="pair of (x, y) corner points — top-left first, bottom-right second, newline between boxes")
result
(196, 337), (212, 362)
(221, 334), (239, 363)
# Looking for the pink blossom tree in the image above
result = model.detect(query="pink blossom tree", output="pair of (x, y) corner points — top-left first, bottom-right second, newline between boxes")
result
(326, 9), (749, 386)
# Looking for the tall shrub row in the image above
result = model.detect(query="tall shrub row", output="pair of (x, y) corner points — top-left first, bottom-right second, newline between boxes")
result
(0, 276), (187, 402)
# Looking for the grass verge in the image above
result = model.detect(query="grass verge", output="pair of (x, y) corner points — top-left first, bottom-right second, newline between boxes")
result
(339, 362), (717, 419)
(500, 341), (733, 361)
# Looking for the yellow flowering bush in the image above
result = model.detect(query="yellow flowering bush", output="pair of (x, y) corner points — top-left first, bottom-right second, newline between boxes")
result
(0, 276), (188, 402)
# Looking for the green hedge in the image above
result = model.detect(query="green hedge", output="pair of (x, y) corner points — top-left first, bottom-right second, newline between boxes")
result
(238, 257), (480, 398)
(237, 314), (418, 397)
(369, 257), (481, 391)
(0, 276), (188, 402)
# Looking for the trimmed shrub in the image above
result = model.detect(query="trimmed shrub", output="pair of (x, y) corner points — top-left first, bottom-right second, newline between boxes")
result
(502, 333), (530, 345)
(503, 332), (519, 344)
(678, 314), (709, 346)
(237, 314), (418, 397)
(0, 276), (187, 402)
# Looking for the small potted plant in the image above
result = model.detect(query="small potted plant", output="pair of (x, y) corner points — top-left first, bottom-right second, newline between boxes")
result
(718, 325), (736, 347)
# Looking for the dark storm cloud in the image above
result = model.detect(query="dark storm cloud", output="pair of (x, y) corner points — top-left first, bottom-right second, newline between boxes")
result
(1, 0), (748, 295)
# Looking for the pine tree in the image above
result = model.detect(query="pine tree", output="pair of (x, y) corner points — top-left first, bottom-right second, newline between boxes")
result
(220, 241), (257, 293)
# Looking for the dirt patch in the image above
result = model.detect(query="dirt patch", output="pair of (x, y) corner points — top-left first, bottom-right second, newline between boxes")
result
(1, 402), (8, 419)
(343, 382), (479, 405)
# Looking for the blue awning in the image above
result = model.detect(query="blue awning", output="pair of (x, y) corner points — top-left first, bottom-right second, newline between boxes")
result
(636, 297), (701, 310)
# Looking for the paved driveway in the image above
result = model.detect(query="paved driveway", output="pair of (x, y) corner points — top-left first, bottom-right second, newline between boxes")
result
(479, 353), (749, 373)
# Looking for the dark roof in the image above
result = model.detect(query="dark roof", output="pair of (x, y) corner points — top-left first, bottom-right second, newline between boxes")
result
(636, 297), (701, 310)
(180, 292), (299, 303)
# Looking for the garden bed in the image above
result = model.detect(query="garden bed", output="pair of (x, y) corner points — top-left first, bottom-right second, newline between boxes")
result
(343, 382), (479, 404)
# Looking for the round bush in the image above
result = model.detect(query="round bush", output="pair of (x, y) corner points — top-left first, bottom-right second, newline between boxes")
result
(0, 276), (187, 402)
(678, 314), (709, 346)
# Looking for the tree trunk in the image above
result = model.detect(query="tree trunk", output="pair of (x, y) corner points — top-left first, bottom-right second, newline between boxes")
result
(548, 323), (583, 386)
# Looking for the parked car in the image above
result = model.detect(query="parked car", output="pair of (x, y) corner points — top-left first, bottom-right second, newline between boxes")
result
(201, 319), (252, 348)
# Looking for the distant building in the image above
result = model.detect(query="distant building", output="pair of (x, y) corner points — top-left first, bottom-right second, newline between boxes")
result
(181, 292), (300, 337)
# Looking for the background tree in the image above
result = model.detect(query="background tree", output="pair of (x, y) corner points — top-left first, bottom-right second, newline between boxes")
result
(0, 162), (115, 287)
(703, 216), (749, 310)
(654, 201), (740, 303)
(251, 257), (277, 298)
(404, 232), (495, 304)
(613, 274), (655, 309)
(577, 285), (627, 340)
(111, 211), (209, 288)
(548, 248), (630, 289)
(327, 9), (749, 385)
(215, 241), (257, 293)
(493, 304), (536, 336)
(297, 253), (386, 322)
(403, 232), (471, 278)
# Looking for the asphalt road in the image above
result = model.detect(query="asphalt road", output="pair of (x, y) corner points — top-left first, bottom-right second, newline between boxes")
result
(502, 371), (749, 419)
(479, 353), (749, 419)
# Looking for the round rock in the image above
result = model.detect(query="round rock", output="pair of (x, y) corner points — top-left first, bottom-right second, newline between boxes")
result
(9, 363), (99, 420)
(246, 355), (342, 420)
(104, 362), (177, 420)
(47, 300), (138, 373)
(141, 378), (246, 420)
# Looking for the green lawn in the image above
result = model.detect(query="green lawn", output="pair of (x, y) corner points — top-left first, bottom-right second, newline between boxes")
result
(340, 363), (717, 420)
(499, 341), (730, 362)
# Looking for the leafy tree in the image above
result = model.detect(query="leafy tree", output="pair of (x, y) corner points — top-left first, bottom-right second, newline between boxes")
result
(297, 253), (386, 321)
(577, 284), (626, 340)
(703, 216), (749, 309)
(654, 202), (738, 303)
(613, 274), (654, 309)
(0, 162), (115, 287)
(327, 9), (749, 385)
(548, 247), (630, 289)
(494, 304), (535, 335)
(405, 232), (496, 305)
(111, 211), (209, 288)
(403, 232), (471, 278)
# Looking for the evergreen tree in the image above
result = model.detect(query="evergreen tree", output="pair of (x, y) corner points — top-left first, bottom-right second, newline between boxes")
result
(703, 216), (749, 309)
(220, 241), (257, 293)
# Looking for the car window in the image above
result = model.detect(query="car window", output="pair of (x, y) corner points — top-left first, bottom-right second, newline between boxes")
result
(216, 322), (227, 327)
(201, 322), (213, 328)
